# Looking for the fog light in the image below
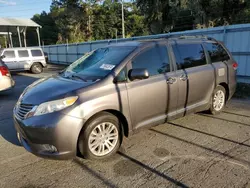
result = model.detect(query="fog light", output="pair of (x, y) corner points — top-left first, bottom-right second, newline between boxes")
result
(41, 144), (58, 153)
(17, 132), (21, 144)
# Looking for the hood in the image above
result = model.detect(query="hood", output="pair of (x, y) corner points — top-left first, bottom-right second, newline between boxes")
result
(20, 75), (93, 105)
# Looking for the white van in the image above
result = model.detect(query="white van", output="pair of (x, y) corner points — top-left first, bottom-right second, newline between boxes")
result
(0, 47), (47, 74)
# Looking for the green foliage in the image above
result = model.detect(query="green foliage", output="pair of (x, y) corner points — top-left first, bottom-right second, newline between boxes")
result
(29, 11), (58, 45)
(29, 0), (250, 45)
(0, 36), (6, 48)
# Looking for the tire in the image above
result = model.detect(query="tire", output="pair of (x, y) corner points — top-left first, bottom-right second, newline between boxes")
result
(209, 85), (226, 115)
(31, 63), (43, 74)
(78, 112), (122, 160)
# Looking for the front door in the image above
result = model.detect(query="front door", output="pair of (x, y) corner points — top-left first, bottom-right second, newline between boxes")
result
(126, 43), (178, 130)
(2, 50), (18, 70)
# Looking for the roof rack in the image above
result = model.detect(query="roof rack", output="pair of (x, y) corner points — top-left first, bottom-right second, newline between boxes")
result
(136, 34), (215, 43)
(177, 35), (210, 40)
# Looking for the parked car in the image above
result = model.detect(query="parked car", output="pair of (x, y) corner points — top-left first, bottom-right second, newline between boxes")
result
(0, 47), (47, 74)
(13, 36), (237, 160)
(0, 59), (15, 92)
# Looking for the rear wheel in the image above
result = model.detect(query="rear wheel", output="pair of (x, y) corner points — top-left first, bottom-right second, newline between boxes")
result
(209, 85), (226, 115)
(31, 63), (43, 74)
(78, 112), (122, 160)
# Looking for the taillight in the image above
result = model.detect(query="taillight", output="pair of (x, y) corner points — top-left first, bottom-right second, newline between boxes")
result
(232, 62), (238, 70)
(0, 66), (10, 76)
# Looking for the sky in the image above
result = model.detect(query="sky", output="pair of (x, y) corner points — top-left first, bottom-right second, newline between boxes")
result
(0, 0), (51, 18)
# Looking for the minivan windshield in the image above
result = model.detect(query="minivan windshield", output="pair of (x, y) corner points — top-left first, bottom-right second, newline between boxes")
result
(62, 46), (135, 81)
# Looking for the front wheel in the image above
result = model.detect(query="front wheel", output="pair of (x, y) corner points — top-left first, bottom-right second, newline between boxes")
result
(209, 86), (226, 115)
(78, 112), (122, 160)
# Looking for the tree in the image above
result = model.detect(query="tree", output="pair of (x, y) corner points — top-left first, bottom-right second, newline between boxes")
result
(50, 0), (88, 43)
(0, 36), (6, 48)
(188, 0), (248, 27)
(28, 0), (250, 45)
(29, 11), (58, 45)
(136, 0), (175, 34)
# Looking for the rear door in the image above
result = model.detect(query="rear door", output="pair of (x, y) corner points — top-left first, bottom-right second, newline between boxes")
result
(2, 50), (18, 70)
(171, 41), (215, 116)
(17, 49), (31, 70)
(126, 43), (178, 130)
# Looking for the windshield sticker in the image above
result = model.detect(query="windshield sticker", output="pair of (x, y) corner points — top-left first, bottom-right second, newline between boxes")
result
(100, 64), (115, 70)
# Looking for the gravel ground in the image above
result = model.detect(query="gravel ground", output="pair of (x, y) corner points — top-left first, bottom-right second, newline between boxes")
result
(0, 66), (250, 188)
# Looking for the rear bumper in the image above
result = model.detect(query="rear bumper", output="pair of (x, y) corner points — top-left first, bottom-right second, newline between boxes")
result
(14, 112), (84, 160)
(0, 76), (15, 92)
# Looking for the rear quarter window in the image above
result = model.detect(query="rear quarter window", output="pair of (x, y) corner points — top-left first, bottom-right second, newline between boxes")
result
(31, 49), (43, 57)
(204, 42), (230, 63)
(172, 43), (207, 70)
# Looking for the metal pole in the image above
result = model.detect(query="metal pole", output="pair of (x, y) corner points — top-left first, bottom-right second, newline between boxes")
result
(23, 27), (27, 47)
(17, 26), (22, 47)
(4, 35), (7, 48)
(116, 29), (118, 43)
(121, 0), (125, 38)
(10, 33), (13, 48)
(36, 27), (41, 47)
(7, 28), (10, 48)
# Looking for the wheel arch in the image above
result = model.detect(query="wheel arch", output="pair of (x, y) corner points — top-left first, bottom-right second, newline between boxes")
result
(81, 109), (130, 137)
(76, 109), (130, 157)
(218, 82), (229, 101)
(32, 62), (44, 67)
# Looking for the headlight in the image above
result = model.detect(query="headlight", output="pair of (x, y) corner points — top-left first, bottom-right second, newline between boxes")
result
(31, 96), (78, 117)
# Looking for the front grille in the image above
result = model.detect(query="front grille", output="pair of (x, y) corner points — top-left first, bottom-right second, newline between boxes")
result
(16, 103), (34, 120)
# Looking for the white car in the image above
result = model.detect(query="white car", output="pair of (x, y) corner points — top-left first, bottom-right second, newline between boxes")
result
(0, 47), (47, 74)
(0, 60), (15, 92)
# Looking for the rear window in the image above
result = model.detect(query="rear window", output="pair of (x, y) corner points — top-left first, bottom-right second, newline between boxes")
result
(3, 51), (15, 58)
(172, 43), (207, 70)
(204, 42), (230, 63)
(31, 49), (43, 57)
(18, 50), (29, 58)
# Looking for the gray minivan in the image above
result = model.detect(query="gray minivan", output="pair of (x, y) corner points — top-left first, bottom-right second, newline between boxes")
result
(14, 36), (237, 160)
(1, 47), (46, 74)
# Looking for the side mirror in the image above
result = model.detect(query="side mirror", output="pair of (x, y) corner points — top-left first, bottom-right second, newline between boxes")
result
(0, 55), (5, 59)
(128, 68), (149, 81)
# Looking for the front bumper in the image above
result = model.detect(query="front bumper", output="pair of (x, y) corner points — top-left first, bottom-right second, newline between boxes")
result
(14, 112), (84, 160)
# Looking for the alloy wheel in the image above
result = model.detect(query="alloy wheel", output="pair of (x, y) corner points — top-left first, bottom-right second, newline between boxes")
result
(88, 122), (119, 156)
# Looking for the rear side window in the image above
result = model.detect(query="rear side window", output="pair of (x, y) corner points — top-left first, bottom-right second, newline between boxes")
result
(3, 51), (15, 58)
(172, 43), (207, 70)
(204, 42), (230, 63)
(18, 50), (29, 58)
(31, 50), (43, 57)
(132, 45), (170, 76)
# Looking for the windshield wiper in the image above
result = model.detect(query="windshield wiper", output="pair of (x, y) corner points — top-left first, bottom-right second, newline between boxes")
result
(71, 74), (88, 82)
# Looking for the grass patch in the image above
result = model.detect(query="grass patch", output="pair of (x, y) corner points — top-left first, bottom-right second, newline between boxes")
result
(233, 83), (250, 99)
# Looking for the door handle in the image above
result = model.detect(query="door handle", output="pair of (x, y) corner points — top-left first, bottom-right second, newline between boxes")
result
(180, 74), (188, 81)
(167, 77), (176, 84)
